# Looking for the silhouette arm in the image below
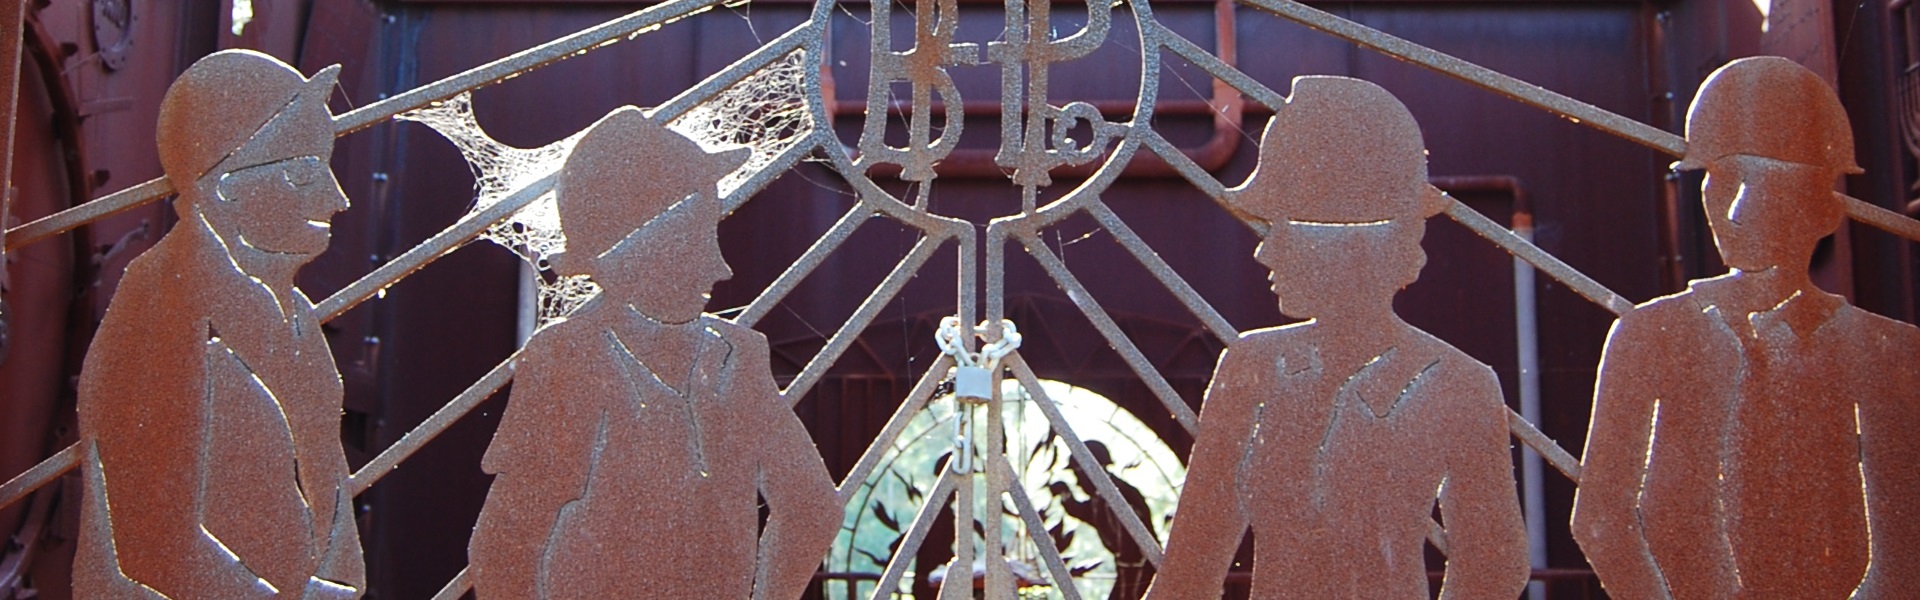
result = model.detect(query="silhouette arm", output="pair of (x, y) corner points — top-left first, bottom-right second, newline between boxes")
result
(1145, 344), (1260, 600)
(1570, 318), (1671, 600)
(740, 332), (839, 600)
(1435, 367), (1530, 600)
(471, 340), (602, 600)
(1855, 348), (1920, 599)
(83, 332), (276, 598)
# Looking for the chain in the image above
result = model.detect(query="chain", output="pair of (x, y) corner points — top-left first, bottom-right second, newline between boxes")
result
(934, 317), (1022, 474)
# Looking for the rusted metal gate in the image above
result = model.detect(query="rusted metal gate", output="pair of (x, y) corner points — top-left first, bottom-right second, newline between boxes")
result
(3, 0), (1920, 598)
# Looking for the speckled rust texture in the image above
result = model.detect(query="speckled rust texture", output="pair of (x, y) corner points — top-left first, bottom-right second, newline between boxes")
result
(1573, 57), (1920, 600)
(74, 50), (362, 599)
(467, 107), (838, 600)
(1144, 76), (1528, 599)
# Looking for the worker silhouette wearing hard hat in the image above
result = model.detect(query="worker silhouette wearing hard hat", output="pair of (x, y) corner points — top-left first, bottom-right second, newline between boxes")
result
(74, 50), (362, 599)
(1143, 76), (1528, 600)
(1573, 56), (1920, 599)
(467, 107), (839, 600)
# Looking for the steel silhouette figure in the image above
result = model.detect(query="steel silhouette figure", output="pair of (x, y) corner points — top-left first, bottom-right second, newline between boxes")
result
(74, 50), (361, 599)
(468, 107), (840, 600)
(1572, 57), (1920, 600)
(1143, 76), (1528, 600)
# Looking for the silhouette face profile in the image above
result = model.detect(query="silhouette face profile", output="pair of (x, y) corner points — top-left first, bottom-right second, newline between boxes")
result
(207, 152), (350, 260)
(589, 195), (733, 323)
(156, 49), (347, 268)
(1255, 220), (1425, 321)
(1230, 76), (1443, 323)
(1701, 155), (1843, 274)
(553, 106), (748, 324)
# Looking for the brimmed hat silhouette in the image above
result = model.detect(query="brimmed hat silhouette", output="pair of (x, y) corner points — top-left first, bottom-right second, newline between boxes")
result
(1674, 56), (1860, 174)
(157, 49), (340, 189)
(555, 106), (750, 260)
(1229, 76), (1446, 225)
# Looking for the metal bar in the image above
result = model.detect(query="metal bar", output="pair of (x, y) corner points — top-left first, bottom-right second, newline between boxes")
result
(1843, 194), (1920, 242)
(983, 371), (1011, 598)
(1019, 235), (1201, 432)
(4, 178), (170, 251)
(1006, 355), (1167, 565)
(870, 468), (959, 600)
(3, 0), (729, 251)
(0, 0), (22, 254)
(654, 26), (809, 123)
(736, 204), (871, 327)
(315, 174), (556, 322)
(1243, 0), (1676, 153)
(1153, 23), (1286, 110)
(836, 356), (955, 504)
(430, 567), (472, 600)
(993, 457), (1084, 600)
(350, 351), (521, 495)
(719, 137), (820, 214)
(0, 443), (79, 511)
(1085, 201), (1238, 341)
(1443, 199), (1634, 316)
(1137, 130), (1264, 235)
(334, 0), (729, 134)
(1151, 132), (1629, 320)
(783, 235), (945, 404)
(1506, 407), (1581, 482)
(1154, 131), (1631, 324)
(1241, 0), (1920, 243)
(949, 441), (977, 600)
(1511, 216), (1550, 599)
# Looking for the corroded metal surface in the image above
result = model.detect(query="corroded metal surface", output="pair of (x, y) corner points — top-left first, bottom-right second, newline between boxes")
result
(0, 0), (1917, 597)
(74, 50), (363, 599)
(1142, 77), (1526, 599)
(1573, 57), (1920, 600)
(468, 108), (838, 599)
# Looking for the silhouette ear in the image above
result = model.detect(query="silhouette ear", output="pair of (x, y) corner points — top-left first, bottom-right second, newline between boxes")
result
(1419, 184), (1450, 218)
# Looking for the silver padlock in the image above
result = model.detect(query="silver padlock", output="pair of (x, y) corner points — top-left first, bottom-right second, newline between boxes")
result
(953, 365), (992, 402)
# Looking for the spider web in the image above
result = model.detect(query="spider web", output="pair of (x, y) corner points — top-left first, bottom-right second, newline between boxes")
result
(398, 51), (815, 325)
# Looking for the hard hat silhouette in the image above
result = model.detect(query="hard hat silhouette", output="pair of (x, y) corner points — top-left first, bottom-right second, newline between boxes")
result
(555, 106), (749, 259)
(1675, 56), (1861, 174)
(1231, 76), (1446, 225)
(157, 50), (339, 188)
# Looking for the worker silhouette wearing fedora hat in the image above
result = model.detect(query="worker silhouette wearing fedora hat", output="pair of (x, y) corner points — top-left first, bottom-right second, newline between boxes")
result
(1573, 56), (1920, 600)
(1143, 76), (1528, 599)
(74, 50), (362, 599)
(468, 107), (839, 600)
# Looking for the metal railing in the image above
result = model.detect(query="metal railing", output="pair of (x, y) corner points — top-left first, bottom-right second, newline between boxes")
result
(3, 0), (1917, 597)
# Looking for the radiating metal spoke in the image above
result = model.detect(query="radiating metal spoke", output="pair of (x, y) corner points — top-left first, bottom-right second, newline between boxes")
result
(783, 235), (947, 404)
(993, 457), (1084, 600)
(837, 355), (956, 504)
(1007, 355), (1167, 565)
(317, 175), (556, 322)
(1019, 237), (1200, 433)
(350, 351), (522, 495)
(870, 469), (960, 600)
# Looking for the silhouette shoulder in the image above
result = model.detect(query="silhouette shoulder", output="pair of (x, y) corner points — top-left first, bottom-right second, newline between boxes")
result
(703, 317), (766, 355)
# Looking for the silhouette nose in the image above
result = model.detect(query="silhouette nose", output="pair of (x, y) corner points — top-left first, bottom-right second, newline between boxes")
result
(709, 237), (734, 284)
(320, 172), (350, 214)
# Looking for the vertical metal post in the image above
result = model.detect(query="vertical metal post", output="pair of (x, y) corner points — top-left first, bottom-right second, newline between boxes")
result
(1512, 210), (1548, 600)
(0, 0), (23, 253)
